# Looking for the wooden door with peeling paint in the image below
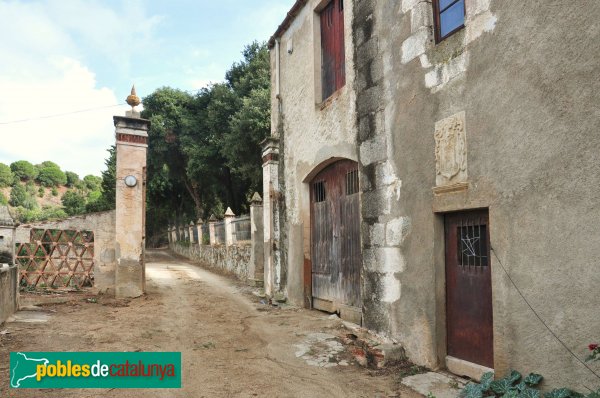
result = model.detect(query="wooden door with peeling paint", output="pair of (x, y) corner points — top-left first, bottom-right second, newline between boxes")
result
(310, 160), (361, 320)
(445, 209), (494, 368)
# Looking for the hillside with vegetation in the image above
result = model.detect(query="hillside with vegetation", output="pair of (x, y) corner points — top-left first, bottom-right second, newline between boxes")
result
(0, 157), (113, 223)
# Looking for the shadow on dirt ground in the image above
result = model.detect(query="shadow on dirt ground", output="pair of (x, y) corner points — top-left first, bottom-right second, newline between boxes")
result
(0, 249), (426, 398)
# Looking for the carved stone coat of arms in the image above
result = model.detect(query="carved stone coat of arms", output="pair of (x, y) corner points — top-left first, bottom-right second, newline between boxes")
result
(434, 111), (468, 187)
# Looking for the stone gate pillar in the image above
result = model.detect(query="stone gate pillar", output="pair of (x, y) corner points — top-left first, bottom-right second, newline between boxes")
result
(114, 86), (149, 298)
(249, 193), (264, 287)
(196, 219), (203, 245)
(208, 215), (217, 246)
(189, 221), (195, 244)
(224, 207), (235, 247)
(261, 137), (281, 297)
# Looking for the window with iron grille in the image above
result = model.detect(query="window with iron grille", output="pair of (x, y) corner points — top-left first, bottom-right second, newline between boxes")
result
(346, 169), (359, 195)
(433, 0), (465, 42)
(314, 181), (326, 202)
(457, 224), (488, 267)
(320, 0), (345, 100)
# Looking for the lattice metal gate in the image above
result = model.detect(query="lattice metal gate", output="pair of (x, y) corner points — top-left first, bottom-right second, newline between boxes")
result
(16, 229), (94, 289)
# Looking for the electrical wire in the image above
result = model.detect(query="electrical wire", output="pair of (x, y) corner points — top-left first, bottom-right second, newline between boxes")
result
(490, 246), (600, 380)
(0, 103), (127, 125)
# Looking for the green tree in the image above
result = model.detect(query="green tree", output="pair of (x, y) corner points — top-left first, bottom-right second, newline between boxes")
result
(141, 41), (270, 243)
(89, 146), (116, 212)
(61, 191), (86, 216)
(65, 171), (80, 187)
(0, 163), (14, 187)
(10, 184), (37, 210)
(36, 161), (67, 187)
(10, 160), (37, 181)
(83, 175), (102, 191)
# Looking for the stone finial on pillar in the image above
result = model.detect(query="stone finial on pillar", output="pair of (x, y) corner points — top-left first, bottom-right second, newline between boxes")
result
(167, 225), (172, 244)
(114, 87), (150, 299)
(224, 207), (235, 247)
(208, 214), (217, 246)
(249, 193), (264, 287)
(126, 85), (142, 118)
(189, 221), (195, 244)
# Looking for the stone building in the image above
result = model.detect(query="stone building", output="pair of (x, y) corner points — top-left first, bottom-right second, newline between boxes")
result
(265, 0), (600, 390)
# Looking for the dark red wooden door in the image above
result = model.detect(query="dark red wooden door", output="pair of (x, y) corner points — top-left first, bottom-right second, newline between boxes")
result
(311, 160), (361, 311)
(445, 210), (494, 368)
(320, 0), (345, 99)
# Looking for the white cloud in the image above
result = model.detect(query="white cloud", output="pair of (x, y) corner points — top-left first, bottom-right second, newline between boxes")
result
(0, 57), (128, 176)
(0, 0), (161, 176)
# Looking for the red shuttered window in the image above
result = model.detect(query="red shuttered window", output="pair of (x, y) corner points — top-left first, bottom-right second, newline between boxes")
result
(320, 0), (345, 100)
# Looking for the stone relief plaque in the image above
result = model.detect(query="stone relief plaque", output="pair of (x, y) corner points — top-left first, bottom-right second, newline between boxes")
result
(434, 111), (468, 187)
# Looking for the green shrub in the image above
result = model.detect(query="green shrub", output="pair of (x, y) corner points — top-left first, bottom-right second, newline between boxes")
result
(40, 206), (67, 221)
(460, 370), (599, 398)
(26, 181), (37, 195)
(10, 160), (37, 181)
(51, 187), (59, 196)
(36, 162), (67, 187)
(83, 175), (102, 191)
(38, 187), (45, 197)
(65, 171), (80, 188)
(10, 184), (28, 207)
(0, 163), (14, 187)
(61, 190), (86, 216)
(0, 192), (7, 205)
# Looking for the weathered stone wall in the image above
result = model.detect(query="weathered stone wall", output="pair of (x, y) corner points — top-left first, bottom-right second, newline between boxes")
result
(16, 211), (117, 294)
(170, 243), (252, 281)
(0, 226), (14, 258)
(0, 265), (18, 325)
(269, 0), (359, 306)
(355, 0), (600, 390)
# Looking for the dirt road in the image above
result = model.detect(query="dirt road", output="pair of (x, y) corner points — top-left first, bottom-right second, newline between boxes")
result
(0, 250), (422, 397)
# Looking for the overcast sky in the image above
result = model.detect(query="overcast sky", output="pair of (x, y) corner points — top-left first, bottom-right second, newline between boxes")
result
(0, 0), (294, 177)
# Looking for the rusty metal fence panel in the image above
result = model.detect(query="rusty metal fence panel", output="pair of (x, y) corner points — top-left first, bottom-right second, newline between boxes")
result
(16, 228), (94, 289)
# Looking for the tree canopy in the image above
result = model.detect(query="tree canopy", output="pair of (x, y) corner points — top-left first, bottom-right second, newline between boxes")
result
(0, 163), (14, 187)
(36, 161), (67, 187)
(141, 41), (271, 243)
(10, 160), (37, 181)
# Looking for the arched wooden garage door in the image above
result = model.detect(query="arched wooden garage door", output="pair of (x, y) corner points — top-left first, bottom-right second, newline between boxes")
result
(310, 160), (361, 319)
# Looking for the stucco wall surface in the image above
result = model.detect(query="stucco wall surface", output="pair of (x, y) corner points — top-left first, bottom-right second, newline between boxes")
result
(0, 226), (14, 256)
(15, 211), (117, 294)
(355, 0), (600, 390)
(170, 243), (251, 281)
(0, 265), (18, 325)
(271, 0), (359, 305)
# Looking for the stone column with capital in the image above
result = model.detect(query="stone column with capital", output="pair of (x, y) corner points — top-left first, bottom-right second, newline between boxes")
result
(114, 86), (149, 298)
(261, 137), (281, 297)
(249, 193), (264, 287)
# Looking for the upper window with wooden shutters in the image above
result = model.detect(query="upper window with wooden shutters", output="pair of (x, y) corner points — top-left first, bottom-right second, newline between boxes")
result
(320, 0), (345, 100)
